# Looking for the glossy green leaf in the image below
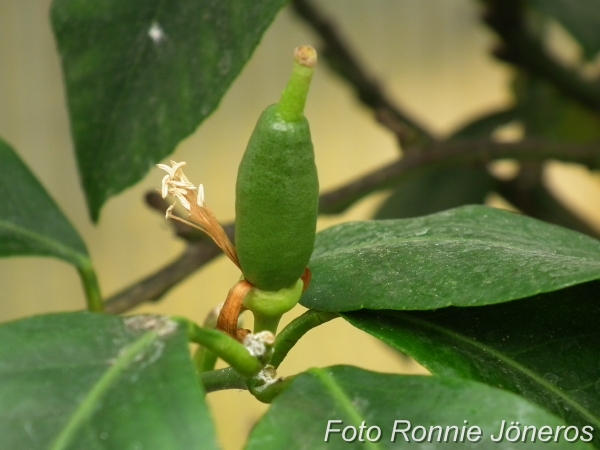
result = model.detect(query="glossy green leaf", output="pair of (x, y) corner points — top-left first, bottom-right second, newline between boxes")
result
(0, 312), (217, 450)
(51, 0), (288, 221)
(301, 205), (600, 311)
(343, 281), (600, 444)
(449, 107), (519, 140)
(374, 166), (494, 220)
(246, 366), (594, 449)
(0, 138), (88, 268)
(527, 0), (600, 60)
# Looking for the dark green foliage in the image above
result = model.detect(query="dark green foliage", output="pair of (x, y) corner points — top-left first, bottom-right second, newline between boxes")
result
(303, 205), (600, 311)
(0, 312), (217, 449)
(343, 281), (600, 444)
(51, 0), (289, 221)
(0, 139), (88, 267)
(246, 366), (593, 449)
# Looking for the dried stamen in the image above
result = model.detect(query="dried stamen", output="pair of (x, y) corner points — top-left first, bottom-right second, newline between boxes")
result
(157, 160), (239, 268)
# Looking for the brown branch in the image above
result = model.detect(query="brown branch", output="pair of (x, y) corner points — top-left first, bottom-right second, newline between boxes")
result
(318, 139), (600, 214)
(104, 215), (234, 314)
(291, 0), (436, 147)
(483, 0), (600, 113)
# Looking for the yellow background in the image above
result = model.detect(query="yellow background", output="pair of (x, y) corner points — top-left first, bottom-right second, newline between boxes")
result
(1, 1), (599, 448)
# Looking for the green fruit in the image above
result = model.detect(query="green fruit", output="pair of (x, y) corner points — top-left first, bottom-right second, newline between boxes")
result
(235, 46), (319, 291)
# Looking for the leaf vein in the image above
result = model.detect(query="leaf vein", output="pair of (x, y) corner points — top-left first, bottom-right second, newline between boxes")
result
(392, 313), (600, 428)
(49, 330), (159, 450)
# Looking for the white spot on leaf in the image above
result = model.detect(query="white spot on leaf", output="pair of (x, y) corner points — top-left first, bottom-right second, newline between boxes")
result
(148, 22), (166, 44)
(124, 315), (177, 337)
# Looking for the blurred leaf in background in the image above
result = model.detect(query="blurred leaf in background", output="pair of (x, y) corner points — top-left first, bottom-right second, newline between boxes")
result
(527, 0), (600, 60)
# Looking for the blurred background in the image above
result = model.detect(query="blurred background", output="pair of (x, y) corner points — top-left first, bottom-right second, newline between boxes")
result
(2, 1), (600, 448)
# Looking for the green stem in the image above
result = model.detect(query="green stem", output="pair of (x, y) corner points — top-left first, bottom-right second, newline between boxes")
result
(277, 45), (317, 122)
(192, 304), (224, 372)
(201, 367), (246, 393)
(192, 346), (218, 373)
(201, 366), (296, 403)
(77, 262), (103, 312)
(248, 374), (297, 404)
(244, 279), (303, 335)
(271, 310), (338, 368)
(173, 317), (263, 378)
(252, 313), (284, 337)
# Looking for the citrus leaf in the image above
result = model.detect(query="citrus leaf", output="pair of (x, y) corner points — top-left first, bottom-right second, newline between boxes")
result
(374, 166), (495, 220)
(449, 107), (519, 140)
(374, 107), (515, 220)
(0, 138), (88, 268)
(51, 0), (288, 221)
(527, 0), (600, 60)
(343, 281), (600, 445)
(246, 366), (594, 449)
(0, 312), (218, 450)
(514, 75), (600, 143)
(302, 205), (600, 311)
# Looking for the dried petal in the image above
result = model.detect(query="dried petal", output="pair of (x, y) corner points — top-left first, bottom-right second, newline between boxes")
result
(165, 203), (175, 219)
(160, 174), (170, 198)
(197, 184), (205, 207)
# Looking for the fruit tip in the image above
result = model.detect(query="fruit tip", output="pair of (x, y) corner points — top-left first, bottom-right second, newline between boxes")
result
(294, 45), (317, 68)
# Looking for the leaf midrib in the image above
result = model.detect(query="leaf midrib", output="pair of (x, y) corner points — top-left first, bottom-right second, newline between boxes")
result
(390, 312), (600, 428)
(309, 368), (383, 450)
(509, 332), (598, 357)
(49, 330), (159, 450)
(0, 219), (87, 267)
